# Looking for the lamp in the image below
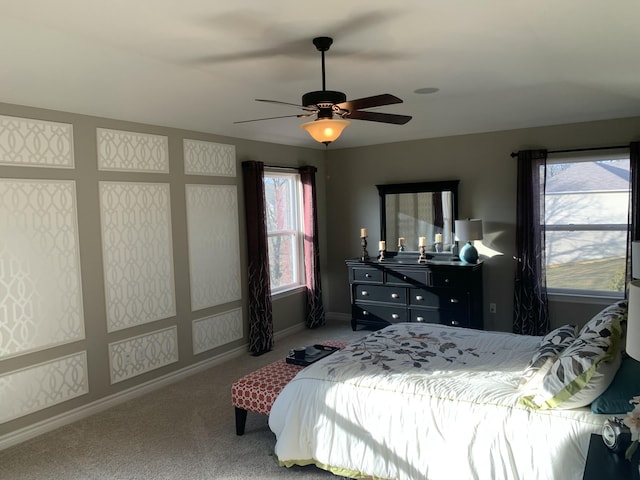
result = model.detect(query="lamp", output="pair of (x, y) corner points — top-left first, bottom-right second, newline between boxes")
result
(454, 219), (483, 263)
(300, 118), (351, 145)
(627, 280), (640, 361)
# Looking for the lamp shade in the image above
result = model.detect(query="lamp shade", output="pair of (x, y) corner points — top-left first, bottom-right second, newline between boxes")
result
(300, 118), (351, 144)
(627, 280), (640, 361)
(454, 219), (483, 242)
(633, 241), (640, 279)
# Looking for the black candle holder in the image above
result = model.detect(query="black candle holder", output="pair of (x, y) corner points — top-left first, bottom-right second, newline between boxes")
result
(418, 245), (428, 264)
(378, 249), (386, 261)
(360, 236), (369, 261)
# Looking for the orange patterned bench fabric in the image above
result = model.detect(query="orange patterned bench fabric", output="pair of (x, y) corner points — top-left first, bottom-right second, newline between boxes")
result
(231, 340), (348, 435)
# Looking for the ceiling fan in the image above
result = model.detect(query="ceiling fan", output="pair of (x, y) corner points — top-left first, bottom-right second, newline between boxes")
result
(234, 36), (412, 145)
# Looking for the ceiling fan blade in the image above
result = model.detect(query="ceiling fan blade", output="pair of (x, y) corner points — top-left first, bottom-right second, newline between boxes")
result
(234, 113), (314, 124)
(338, 94), (403, 112)
(194, 11), (403, 64)
(346, 110), (412, 125)
(255, 99), (317, 112)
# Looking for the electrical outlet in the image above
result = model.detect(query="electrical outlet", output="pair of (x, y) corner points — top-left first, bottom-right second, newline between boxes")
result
(489, 303), (497, 314)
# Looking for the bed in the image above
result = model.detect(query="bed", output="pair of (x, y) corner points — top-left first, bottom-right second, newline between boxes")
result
(269, 301), (627, 480)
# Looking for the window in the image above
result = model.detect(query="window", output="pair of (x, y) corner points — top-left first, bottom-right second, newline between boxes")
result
(544, 152), (630, 297)
(263, 171), (305, 294)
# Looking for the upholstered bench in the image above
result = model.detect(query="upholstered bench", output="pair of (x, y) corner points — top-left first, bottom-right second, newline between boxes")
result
(231, 340), (347, 435)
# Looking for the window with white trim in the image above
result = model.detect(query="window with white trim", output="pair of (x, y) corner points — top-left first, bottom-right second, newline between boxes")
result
(544, 151), (629, 297)
(263, 171), (305, 294)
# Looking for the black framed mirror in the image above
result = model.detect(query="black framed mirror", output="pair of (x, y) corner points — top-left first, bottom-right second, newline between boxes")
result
(377, 180), (459, 253)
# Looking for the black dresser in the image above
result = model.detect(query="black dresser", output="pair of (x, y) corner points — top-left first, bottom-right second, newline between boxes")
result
(346, 257), (483, 331)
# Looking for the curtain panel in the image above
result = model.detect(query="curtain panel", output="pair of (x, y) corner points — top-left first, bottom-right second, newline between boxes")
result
(628, 142), (640, 285)
(513, 149), (550, 336)
(630, 142), (640, 240)
(299, 166), (326, 328)
(241, 161), (274, 355)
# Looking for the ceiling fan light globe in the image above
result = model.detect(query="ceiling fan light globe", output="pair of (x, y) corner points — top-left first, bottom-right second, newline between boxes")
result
(300, 118), (351, 144)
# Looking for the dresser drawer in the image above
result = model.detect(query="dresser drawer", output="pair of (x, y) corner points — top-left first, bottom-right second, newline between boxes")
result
(431, 268), (466, 288)
(385, 268), (430, 287)
(410, 308), (469, 327)
(409, 288), (469, 309)
(354, 304), (408, 323)
(355, 284), (406, 304)
(351, 267), (383, 283)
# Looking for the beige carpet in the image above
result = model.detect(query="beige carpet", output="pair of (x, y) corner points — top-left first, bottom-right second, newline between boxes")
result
(0, 319), (369, 480)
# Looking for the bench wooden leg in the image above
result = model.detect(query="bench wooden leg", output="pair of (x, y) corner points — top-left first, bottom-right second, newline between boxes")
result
(235, 407), (248, 436)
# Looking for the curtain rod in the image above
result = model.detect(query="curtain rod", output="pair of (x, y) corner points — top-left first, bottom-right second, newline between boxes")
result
(264, 164), (300, 171)
(510, 144), (628, 158)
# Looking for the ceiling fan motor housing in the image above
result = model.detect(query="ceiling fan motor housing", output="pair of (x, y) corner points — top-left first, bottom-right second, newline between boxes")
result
(302, 90), (347, 108)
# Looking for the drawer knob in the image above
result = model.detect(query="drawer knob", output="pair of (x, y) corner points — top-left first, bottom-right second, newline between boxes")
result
(415, 295), (424, 301)
(450, 298), (459, 304)
(365, 273), (372, 278)
(391, 293), (399, 299)
(416, 316), (424, 322)
(361, 290), (369, 296)
(451, 320), (460, 326)
(444, 278), (450, 284)
(403, 275), (407, 280)
(392, 314), (399, 319)
(362, 310), (369, 316)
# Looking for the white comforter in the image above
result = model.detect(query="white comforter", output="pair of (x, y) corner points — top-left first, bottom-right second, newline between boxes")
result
(269, 323), (607, 480)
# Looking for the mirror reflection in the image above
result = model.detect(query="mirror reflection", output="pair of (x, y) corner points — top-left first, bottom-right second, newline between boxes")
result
(377, 181), (459, 252)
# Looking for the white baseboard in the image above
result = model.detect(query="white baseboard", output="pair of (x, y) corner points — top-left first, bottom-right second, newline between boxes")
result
(0, 321), (308, 451)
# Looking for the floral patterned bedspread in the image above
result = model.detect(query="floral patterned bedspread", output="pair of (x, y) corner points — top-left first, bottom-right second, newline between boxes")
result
(308, 323), (540, 398)
(269, 323), (607, 480)
(323, 325), (489, 375)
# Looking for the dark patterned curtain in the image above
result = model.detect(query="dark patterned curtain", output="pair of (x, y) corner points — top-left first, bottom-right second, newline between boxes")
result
(241, 161), (273, 355)
(513, 149), (550, 335)
(627, 142), (640, 285)
(299, 166), (325, 328)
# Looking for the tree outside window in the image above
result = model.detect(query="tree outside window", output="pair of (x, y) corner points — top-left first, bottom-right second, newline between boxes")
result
(263, 172), (304, 293)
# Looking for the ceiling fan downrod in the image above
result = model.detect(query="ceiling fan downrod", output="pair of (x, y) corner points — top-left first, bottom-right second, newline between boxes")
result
(302, 37), (346, 110)
(313, 36), (332, 91)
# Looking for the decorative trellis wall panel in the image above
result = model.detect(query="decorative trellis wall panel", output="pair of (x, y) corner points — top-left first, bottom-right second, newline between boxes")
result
(185, 185), (242, 311)
(0, 179), (85, 359)
(183, 139), (236, 177)
(99, 182), (176, 332)
(0, 352), (88, 424)
(192, 308), (243, 355)
(97, 128), (169, 172)
(108, 326), (178, 384)
(0, 115), (74, 168)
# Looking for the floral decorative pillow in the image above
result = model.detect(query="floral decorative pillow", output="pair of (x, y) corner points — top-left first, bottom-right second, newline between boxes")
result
(518, 324), (576, 388)
(579, 300), (627, 337)
(520, 301), (626, 410)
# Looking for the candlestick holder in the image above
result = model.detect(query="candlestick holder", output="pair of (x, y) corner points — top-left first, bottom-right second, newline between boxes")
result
(418, 245), (428, 264)
(378, 249), (386, 261)
(360, 236), (370, 261)
(434, 242), (442, 253)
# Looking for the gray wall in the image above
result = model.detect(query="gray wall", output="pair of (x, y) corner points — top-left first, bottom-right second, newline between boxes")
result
(0, 102), (324, 440)
(324, 116), (640, 332)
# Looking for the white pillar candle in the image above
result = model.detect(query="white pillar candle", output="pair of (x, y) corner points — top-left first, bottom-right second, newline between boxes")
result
(398, 237), (405, 246)
(379, 240), (386, 251)
(360, 228), (367, 237)
(435, 233), (442, 243)
(419, 236), (426, 247)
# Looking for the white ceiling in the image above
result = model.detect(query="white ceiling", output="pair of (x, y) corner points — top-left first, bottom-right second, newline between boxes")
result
(2, 1), (640, 149)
